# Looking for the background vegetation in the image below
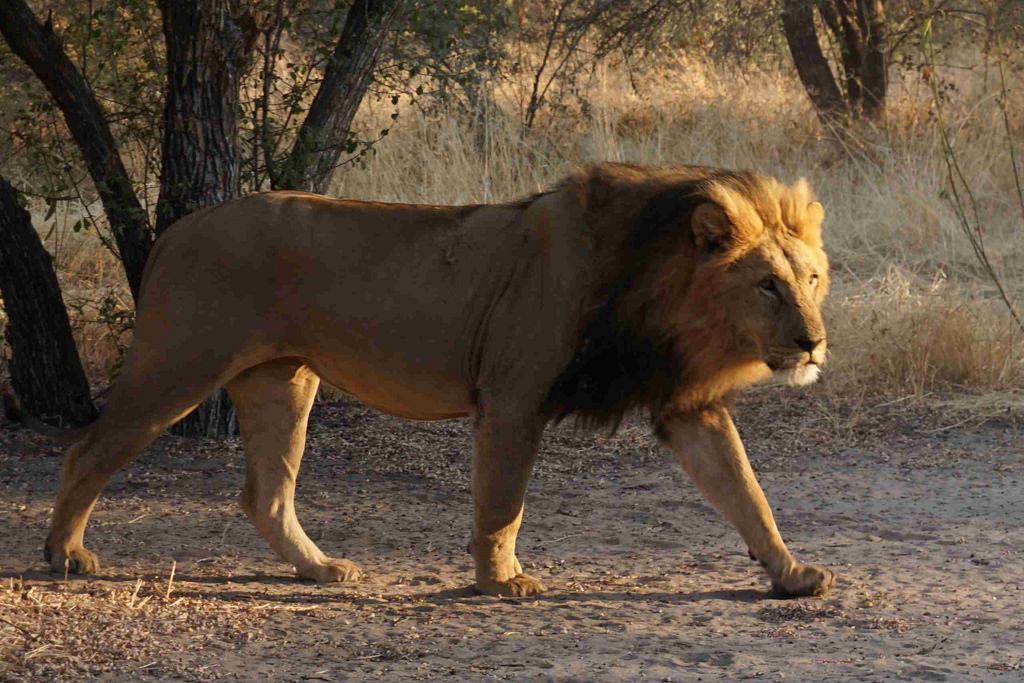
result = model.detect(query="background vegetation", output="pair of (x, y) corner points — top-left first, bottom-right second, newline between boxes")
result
(1, 0), (1023, 428)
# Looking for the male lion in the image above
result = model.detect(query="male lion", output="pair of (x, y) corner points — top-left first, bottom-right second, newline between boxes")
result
(38, 162), (834, 598)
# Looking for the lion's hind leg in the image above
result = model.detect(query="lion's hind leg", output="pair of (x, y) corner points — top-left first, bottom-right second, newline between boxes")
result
(226, 359), (360, 583)
(45, 424), (164, 574)
(44, 365), (230, 575)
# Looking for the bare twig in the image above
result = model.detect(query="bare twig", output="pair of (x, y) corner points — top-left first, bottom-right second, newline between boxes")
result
(524, 0), (570, 131)
(923, 19), (1024, 334)
(995, 41), (1024, 231)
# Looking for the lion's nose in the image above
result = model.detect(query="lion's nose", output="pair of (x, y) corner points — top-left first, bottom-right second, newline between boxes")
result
(794, 336), (824, 352)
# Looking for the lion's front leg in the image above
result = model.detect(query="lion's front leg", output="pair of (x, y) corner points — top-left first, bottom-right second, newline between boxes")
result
(659, 407), (835, 597)
(227, 361), (361, 584)
(469, 409), (547, 597)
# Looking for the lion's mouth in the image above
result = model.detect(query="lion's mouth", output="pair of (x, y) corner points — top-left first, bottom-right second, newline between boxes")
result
(774, 363), (821, 386)
(765, 355), (822, 387)
(766, 356), (809, 371)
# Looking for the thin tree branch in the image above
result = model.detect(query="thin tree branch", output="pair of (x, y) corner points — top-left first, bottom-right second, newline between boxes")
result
(0, 0), (152, 299)
(276, 0), (404, 193)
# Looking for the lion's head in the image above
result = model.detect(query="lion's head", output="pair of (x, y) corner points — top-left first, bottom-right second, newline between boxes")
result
(678, 171), (829, 389)
(546, 163), (829, 428)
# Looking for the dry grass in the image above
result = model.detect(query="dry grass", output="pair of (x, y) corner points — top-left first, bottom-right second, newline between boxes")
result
(25, 56), (1024, 401)
(0, 574), (273, 679)
(826, 270), (1024, 394)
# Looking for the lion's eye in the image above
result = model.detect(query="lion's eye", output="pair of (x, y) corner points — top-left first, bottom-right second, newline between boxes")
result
(758, 278), (778, 297)
(809, 273), (819, 287)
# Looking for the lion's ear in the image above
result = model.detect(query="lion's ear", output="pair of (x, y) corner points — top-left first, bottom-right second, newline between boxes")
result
(800, 201), (825, 246)
(806, 200), (824, 226)
(691, 202), (734, 253)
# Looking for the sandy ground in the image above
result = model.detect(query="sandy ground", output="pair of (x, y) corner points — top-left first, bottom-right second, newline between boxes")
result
(1, 389), (1022, 681)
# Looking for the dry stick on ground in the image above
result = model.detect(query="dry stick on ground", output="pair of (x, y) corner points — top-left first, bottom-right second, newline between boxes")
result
(165, 561), (176, 600)
(128, 579), (142, 609)
(923, 19), (1024, 335)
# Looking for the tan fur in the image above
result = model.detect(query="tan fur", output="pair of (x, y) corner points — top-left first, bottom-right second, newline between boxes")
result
(41, 163), (833, 598)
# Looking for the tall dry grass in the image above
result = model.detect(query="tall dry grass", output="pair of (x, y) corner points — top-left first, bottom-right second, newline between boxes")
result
(33, 56), (1024, 401)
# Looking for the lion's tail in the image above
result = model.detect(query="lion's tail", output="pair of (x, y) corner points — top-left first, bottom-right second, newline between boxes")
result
(2, 393), (95, 445)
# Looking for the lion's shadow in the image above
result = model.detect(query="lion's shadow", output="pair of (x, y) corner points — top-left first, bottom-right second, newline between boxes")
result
(134, 583), (772, 607)
(0, 568), (773, 606)
(414, 586), (769, 605)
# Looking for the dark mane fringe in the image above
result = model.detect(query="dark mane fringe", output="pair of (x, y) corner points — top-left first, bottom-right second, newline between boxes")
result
(544, 181), (710, 432)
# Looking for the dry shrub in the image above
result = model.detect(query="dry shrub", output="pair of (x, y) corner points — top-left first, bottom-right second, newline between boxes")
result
(825, 270), (1024, 396)
(1, 218), (137, 385)
(52, 231), (134, 382)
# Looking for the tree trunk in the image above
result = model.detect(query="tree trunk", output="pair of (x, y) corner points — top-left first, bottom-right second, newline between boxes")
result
(822, 0), (867, 109)
(787, 0), (887, 125)
(276, 0), (404, 193)
(155, 0), (256, 234)
(157, 0), (256, 438)
(816, 0), (887, 119)
(859, 0), (888, 120)
(0, 0), (152, 300)
(781, 0), (848, 126)
(0, 177), (97, 427)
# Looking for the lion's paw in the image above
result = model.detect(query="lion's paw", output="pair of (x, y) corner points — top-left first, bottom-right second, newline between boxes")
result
(44, 542), (99, 575)
(771, 563), (835, 598)
(298, 558), (362, 584)
(475, 573), (547, 598)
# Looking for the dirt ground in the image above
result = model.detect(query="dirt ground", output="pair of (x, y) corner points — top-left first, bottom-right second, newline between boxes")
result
(1, 389), (1022, 682)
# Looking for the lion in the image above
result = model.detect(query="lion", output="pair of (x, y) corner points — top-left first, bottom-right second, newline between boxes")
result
(36, 162), (834, 598)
